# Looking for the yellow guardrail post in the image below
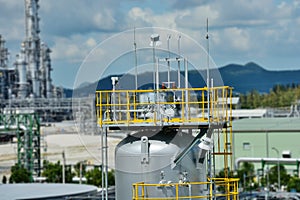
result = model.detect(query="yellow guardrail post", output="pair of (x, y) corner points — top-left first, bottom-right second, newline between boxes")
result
(227, 179), (230, 200)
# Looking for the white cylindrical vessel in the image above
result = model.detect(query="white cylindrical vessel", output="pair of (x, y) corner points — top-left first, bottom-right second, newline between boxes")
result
(16, 54), (28, 99)
(115, 130), (203, 200)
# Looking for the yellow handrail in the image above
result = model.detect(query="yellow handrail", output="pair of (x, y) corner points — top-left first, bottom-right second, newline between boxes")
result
(132, 178), (239, 200)
(95, 86), (233, 127)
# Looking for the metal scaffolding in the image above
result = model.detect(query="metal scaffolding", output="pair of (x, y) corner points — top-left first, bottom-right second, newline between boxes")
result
(0, 113), (41, 181)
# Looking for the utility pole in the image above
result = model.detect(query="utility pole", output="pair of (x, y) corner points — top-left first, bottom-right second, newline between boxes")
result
(62, 150), (65, 184)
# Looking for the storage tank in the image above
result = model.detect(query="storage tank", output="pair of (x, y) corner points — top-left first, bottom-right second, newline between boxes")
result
(115, 129), (205, 200)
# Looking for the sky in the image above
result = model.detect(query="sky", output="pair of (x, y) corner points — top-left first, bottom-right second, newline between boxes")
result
(0, 0), (300, 88)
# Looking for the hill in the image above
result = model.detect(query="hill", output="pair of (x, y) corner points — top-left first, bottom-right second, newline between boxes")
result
(220, 62), (300, 93)
(70, 62), (300, 97)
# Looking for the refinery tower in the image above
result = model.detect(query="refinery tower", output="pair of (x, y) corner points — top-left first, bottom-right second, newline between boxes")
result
(0, 0), (55, 100)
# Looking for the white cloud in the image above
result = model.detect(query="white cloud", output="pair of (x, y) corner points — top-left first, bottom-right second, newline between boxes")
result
(223, 27), (250, 52)
(127, 7), (178, 28)
(93, 9), (117, 30)
(128, 7), (151, 21)
(51, 35), (98, 62)
(85, 38), (97, 48)
(175, 5), (219, 29)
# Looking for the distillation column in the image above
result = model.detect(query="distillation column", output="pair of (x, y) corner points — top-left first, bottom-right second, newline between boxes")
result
(40, 43), (52, 98)
(15, 44), (28, 99)
(0, 34), (14, 100)
(0, 35), (8, 99)
(24, 0), (41, 98)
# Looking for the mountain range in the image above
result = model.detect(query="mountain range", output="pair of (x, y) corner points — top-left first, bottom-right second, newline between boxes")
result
(67, 62), (300, 97)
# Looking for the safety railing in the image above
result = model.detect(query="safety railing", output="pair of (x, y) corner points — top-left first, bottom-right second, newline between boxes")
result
(132, 178), (239, 200)
(95, 86), (232, 127)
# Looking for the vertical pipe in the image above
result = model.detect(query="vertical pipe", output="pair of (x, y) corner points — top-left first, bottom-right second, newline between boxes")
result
(184, 58), (188, 120)
(189, 184), (192, 200)
(156, 59), (160, 122)
(265, 131), (269, 200)
(79, 162), (82, 184)
(105, 127), (108, 200)
(152, 46), (156, 90)
(272, 147), (280, 191)
(62, 150), (65, 184)
(167, 34), (171, 87)
(156, 59), (159, 93)
(177, 35), (181, 88)
(211, 78), (214, 120)
(101, 128), (104, 200)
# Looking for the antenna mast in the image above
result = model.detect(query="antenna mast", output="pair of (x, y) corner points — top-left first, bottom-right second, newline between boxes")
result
(134, 27), (138, 90)
(177, 35), (181, 88)
(206, 18), (210, 91)
(206, 18), (210, 122)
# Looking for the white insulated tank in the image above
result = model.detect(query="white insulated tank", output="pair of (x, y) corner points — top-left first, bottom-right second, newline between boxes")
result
(115, 129), (203, 200)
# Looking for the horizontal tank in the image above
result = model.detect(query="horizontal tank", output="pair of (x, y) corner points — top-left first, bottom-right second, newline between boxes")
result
(115, 129), (205, 200)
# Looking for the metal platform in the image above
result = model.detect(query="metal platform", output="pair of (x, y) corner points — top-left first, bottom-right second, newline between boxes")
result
(96, 86), (232, 128)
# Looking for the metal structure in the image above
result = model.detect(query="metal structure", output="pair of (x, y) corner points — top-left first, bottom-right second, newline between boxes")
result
(132, 179), (239, 200)
(0, 34), (13, 100)
(96, 86), (231, 127)
(0, 112), (41, 180)
(0, 0), (60, 101)
(1, 96), (98, 132)
(95, 36), (238, 199)
(235, 157), (300, 176)
(0, 1), (100, 128)
(96, 85), (237, 199)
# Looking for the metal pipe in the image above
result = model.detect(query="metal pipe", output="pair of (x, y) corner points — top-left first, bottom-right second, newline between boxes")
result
(134, 28), (138, 90)
(272, 147), (281, 191)
(101, 127), (104, 200)
(167, 34), (171, 86)
(62, 150), (65, 184)
(152, 46), (155, 90)
(105, 128), (108, 200)
(206, 18), (210, 123)
(184, 58), (188, 120)
(235, 157), (300, 169)
(177, 35), (181, 88)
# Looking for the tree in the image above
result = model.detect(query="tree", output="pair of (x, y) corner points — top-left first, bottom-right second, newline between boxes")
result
(287, 176), (300, 192)
(42, 160), (62, 183)
(108, 169), (115, 186)
(86, 167), (102, 187)
(236, 162), (257, 191)
(268, 165), (290, 188)
(9, 164), (31, 183)
(240, 83), (300, 109)
(74, 161), (87, 178)
(42, 160), (74, 183)
(2, 175), (7, 184)
(215, 168), (235, 192)
(85, 167), (115, 187)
